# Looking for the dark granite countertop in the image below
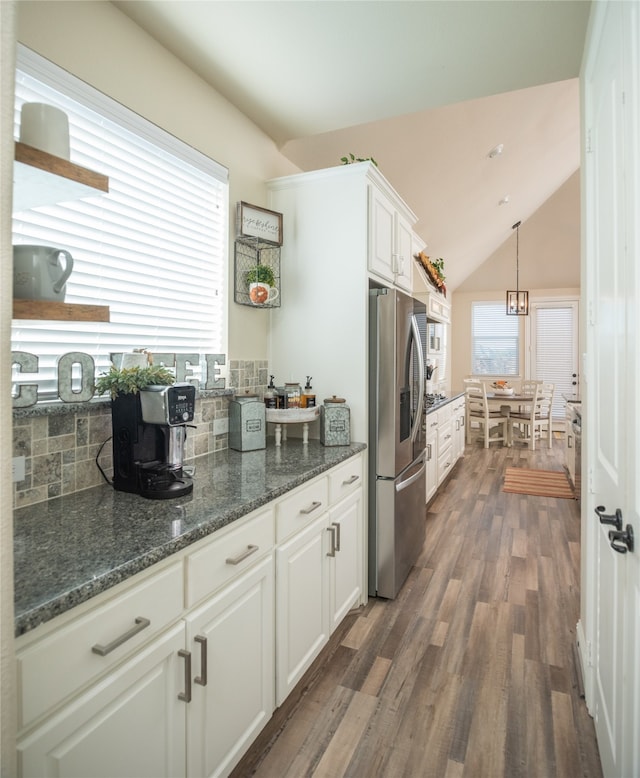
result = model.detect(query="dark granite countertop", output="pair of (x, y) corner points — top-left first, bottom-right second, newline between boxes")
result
(14, 440), (366, 637)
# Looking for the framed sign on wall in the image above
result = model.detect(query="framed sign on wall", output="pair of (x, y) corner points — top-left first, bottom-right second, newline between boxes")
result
(236, 201), (283, 246)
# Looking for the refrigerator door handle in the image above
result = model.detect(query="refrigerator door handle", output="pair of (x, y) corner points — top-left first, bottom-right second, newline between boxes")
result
(410, 313), (425, 443)
(395, 458), (427, 493)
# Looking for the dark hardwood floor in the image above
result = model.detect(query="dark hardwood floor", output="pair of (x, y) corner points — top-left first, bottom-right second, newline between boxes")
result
(232, 438), (602, 778)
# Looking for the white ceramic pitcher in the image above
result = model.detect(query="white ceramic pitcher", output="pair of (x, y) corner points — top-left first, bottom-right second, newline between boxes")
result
(13, 245), (74, 302)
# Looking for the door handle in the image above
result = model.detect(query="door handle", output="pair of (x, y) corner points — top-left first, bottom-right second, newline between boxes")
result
(178, 649), (192, 702)
(609, 525), (634, 554)
(326, 525), (337, 557)
(595, 505), (623, 531)
(194, 635), (207, 687)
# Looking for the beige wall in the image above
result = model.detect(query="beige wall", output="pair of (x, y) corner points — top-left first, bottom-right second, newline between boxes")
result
(16, 0), (300, 361)
(451, 170), (580, 392)
(450, 287), (580, 395)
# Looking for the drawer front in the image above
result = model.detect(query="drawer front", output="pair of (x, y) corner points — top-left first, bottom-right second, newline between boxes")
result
(276, 476), (329, 543)
(18, 560), (183, 730)
(328, 455), (363, 505)
(438, 420), (453, 450)
(437, 452), (454, 482)
(185, 507), (274, 608)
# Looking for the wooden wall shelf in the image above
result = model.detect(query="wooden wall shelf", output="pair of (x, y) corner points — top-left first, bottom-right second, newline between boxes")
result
(13, 300), (110, 322)
(14, 142), (109, 212)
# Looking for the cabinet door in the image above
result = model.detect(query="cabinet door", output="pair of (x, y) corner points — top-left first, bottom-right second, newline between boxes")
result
(275, 512), (329, 705)
(426, 430), (438, 503)
(368, 185), (396, 283)
(328, 490), (363, 632)
(18, 624), (186, 778)
(185, 555), (274, 778)
(395, 211), (414, 292)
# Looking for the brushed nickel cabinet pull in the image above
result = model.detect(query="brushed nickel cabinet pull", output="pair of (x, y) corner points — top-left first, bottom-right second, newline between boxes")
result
(326, 525), (337, 557)
(332, 521), (341, 552)
(300, 500), (322, 515)
(194, 635), (208, 687)
(91, 617), (150, 656)
(225, 544), (258, 565)
(342, 474), (359, 485)
(178, 649), (192, 702)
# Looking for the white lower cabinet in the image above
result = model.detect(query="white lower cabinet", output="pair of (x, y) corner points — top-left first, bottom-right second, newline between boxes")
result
(18, 622), (186, 778)
(185, 556), (274, 778)
(451, 397), (466, 463)
(425, 413), (439, 503)
(16, 453), (364, 778)
(328, 490), (363, 633)
(275, 457), (363, 705)
(276, 510), (330, 704)
(425, 397), (465, 504)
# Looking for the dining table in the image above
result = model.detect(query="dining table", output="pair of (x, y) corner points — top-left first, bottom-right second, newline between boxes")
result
(485, 392), (534, 446)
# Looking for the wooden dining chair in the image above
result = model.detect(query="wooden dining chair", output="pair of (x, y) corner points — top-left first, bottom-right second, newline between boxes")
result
(509, 382), (554, 449)
(464, 380), (511, 448)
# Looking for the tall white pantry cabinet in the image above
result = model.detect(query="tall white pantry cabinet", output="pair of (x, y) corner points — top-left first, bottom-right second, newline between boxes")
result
(266, 161), (418, 448)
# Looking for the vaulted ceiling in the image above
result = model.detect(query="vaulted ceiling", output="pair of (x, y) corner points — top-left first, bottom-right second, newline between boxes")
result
(112, 0), (590, 290)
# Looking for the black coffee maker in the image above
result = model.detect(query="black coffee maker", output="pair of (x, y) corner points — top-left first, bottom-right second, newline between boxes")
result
(110, 383), (196, 499)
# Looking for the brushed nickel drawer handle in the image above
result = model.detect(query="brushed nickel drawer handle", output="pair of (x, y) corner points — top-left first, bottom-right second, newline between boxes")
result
(91, 617), (150, 656)
(342, 474), (359, 485)
(225, 544), (258, 565)
(300, 500), (322, 515)
(178, 649), (192, 703)
(194, 635), (207, 687)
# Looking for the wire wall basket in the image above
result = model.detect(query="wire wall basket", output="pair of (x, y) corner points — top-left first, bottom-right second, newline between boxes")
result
(234, 238), (281, 308)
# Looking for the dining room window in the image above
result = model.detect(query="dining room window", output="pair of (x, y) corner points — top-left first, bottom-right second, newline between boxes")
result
(471, 301), (519, 375)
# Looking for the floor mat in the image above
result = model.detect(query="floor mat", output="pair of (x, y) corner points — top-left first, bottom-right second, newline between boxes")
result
(502, 467), (575, 499)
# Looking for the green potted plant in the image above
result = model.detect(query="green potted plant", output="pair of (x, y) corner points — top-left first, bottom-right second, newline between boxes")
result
(245, 264), (275, 287)
(94, 364), (175, 400)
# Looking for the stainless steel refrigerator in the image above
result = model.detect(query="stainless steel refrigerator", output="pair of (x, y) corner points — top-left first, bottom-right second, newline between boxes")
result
(368, 286), (427, 599)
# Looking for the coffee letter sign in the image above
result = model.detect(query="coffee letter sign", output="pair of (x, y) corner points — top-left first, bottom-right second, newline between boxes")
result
(57, 352), (95, 403)
(12, 352), (38, 408)
(11, 351), (228, 407)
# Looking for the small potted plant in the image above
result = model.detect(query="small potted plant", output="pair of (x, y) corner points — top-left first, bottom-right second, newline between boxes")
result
(246, 264), (278, 305)
(94, 364), (175, 400)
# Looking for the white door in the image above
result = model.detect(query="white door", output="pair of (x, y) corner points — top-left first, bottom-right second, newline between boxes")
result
(584, 2), (639, 776)
(528, 299), (579, 422)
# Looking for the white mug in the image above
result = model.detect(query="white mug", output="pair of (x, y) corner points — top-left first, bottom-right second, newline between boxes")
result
(13, 245), (74, 302)
(19, 102), (70, 159)
(249, 282), (279, 305)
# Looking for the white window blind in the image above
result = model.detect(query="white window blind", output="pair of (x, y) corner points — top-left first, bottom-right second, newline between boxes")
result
(532, 304), (576, 419)
(12, 46), (228, 398)
(471, 302), (519, 375)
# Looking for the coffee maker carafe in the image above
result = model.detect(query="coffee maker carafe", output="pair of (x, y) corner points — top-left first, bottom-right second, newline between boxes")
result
(111, 383), (196, 499)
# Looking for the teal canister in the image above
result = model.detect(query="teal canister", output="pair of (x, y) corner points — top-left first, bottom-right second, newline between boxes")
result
(229, 392), (266, 451)
(320, 396), (350, 446)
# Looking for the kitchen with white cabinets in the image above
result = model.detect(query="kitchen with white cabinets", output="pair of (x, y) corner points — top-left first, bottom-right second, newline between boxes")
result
(13, 445), (364, 778)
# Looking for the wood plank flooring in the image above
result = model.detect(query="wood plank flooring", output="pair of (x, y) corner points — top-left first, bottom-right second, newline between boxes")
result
(232, 439), (602, 778)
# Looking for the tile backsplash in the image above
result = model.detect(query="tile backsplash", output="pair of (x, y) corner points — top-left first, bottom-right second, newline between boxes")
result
(12, 360), (268, 508)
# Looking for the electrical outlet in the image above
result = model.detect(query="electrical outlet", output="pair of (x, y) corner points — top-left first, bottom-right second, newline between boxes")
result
(12, 456), (25, 483)
(213, 417), (229, 436)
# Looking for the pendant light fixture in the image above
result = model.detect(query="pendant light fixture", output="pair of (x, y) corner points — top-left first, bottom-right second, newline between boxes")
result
(506, 220), (529, 315)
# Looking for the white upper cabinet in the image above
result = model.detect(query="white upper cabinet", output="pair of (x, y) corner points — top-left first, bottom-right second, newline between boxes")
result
(368, 178), (414, 291)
